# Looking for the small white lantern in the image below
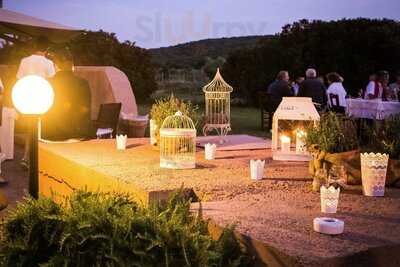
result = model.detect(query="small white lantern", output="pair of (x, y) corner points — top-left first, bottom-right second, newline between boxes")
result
(149, 119), (157, 145)
(116, 134), (127, 150)
(360, 153), (389, 197)
(272, 97), (319, 161)
(320, 186), (340, 213)
(250, 159), (265, 180)
(160, 111), (196, 169)
(204, 143), (217, 160)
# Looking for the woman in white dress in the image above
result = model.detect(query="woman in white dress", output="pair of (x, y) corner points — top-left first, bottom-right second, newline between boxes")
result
(326, 72), (347, 113)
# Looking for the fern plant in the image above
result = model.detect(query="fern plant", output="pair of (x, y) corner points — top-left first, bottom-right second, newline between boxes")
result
(0, 190), (251, 267)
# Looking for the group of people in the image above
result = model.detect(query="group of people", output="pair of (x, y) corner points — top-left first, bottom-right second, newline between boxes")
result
(363, 70), (400, 101)
(267, 68), (346, 113)
(1, 36), (92, 170)
(267, 68), (400, 113)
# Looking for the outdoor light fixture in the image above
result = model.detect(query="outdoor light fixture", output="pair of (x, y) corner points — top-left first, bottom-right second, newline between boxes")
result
(12, 75), (54, 198)
(160, 111), (196, 169)
(202, 68), (233, 143)
(272, 97), (320, 161)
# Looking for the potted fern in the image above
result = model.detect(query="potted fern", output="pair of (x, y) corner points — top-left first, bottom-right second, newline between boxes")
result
(150, 95), (199, 147)
(305, 112), (360, 190)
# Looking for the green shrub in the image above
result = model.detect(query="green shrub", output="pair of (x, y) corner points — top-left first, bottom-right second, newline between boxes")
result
(150, 95), (200, 144)
(305, 112), (358, 153)
(0, 190), (250, 267)
(368, 115), (400, 160)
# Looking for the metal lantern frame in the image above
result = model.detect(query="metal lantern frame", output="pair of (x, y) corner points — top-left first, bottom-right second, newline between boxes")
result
(272, 97), (320, 161)
(202, 68), (233, 141)
(160, 111), (196, 169)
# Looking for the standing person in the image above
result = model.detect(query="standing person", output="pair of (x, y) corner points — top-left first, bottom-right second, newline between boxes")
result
(297, 68), (327, 109)
(16, 36), (56, 169)
(326, 72), (347, 113)
(388, 71), (400, 101)
(0, 77), (5, 184)
(292, 76), (304, 96)
(267, 70), (294, 111)
(42, 51), (92, 140)
(364, 71), (388, 100)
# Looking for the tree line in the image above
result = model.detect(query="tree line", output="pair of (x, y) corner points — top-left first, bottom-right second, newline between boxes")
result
(0, 30), (157, 101)
(222, 18), (400, 105)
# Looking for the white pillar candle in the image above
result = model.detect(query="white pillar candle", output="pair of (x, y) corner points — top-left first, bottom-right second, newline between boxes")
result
(280, 135), (291, 153)
(205, 143), (217, 160)
(296, 130), (306, 154)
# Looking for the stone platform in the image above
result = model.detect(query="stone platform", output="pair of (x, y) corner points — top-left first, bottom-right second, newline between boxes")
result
(39, 138), (309, 204)
(38, 138), (400, 267)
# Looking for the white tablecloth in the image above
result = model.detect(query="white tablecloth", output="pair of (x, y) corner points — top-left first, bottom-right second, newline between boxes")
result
(346, 98), (400, 120)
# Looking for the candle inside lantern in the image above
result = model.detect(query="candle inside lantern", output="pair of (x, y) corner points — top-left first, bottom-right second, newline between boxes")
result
(280, 135), (291, 153)
(296, 130), (306, 154)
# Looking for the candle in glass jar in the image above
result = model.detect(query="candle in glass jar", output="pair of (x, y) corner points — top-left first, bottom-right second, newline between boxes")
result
(280, 135), (291, 153)
(296, 130), (306, 154)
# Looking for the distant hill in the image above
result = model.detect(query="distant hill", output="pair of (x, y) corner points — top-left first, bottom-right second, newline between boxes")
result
(149, 35), (273, 69)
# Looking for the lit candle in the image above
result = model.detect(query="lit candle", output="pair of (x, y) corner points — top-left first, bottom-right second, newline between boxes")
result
(280, 135), (291, 153)
(296, 130), (306, 154)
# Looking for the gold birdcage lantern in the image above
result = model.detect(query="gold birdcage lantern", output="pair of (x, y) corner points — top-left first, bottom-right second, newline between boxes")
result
(202, 68), (233, 141)
(160, 111), (196, 169)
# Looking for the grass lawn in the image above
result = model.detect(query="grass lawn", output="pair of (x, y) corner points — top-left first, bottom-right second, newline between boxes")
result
(137, 103), (270, 138)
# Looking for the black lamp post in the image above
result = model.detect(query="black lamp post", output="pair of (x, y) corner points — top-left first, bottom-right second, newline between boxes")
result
(28, 116), (39, 198)
(12, 75), (54, 199)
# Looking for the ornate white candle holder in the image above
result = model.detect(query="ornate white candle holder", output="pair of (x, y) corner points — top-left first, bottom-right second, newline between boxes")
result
(280, 135), (291, 153)
(360, 153), (388, 197)
(250, 159), (265, 180)
(320, 185), (340, 213)
(150, 119), (157, 145)
(204, 143), (217, 160)
(116, 134), (127, 150)
(296, 130), (307, 154)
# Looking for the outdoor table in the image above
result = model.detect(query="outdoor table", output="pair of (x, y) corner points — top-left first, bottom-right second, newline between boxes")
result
(346, 98), (400, 120)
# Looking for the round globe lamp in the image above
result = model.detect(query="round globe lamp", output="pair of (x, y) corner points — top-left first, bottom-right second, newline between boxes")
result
(12, 75), (54, 198)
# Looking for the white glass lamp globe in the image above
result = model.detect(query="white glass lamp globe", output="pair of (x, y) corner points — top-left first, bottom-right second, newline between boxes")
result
(12, 75), (54, 115)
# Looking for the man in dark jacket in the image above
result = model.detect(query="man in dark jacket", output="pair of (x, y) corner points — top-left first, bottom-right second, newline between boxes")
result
(298, 68), (327, 109)
(267, 70), (293, 111)
(41, 52), (92, 140)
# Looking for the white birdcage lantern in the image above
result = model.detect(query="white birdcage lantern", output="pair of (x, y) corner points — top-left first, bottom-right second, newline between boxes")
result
(160, 111), (196, 169)
(272, 97), (320, 161)
(202, 68), (233, 141)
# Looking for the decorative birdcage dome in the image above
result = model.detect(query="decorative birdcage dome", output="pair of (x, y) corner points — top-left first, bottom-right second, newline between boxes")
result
(202, 68), (233, 140)
(160, 111), (196, 169)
